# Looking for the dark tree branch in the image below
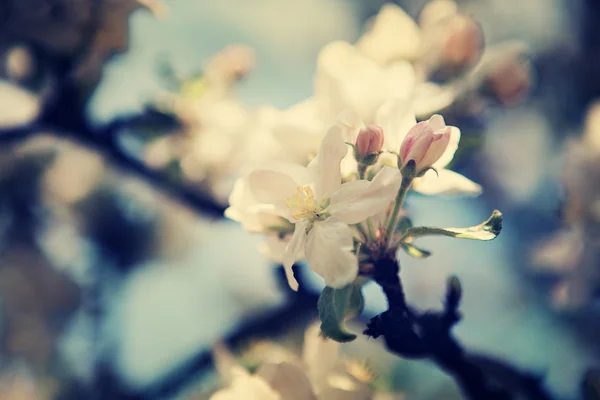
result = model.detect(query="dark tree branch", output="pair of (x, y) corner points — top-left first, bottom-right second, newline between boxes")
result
(365, 257), (554, 400)
(0, 120), (226, 218)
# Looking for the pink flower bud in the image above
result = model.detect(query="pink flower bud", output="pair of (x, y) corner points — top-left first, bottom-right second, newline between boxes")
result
(441, 16), (483, 69)
(355, 125), (385, 159)
(486, 55), (530, 106)
(399, 115), (452, 173)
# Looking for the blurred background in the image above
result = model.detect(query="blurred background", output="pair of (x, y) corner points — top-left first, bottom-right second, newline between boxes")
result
(0, 0), (599, 399)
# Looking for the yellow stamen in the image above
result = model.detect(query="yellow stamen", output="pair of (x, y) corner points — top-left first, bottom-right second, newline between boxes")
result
(284, 186), (318, 221)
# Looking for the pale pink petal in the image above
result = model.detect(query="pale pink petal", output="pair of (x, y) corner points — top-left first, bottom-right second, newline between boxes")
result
(413, 169), (482, 196)
(433, 126), (461, 169)
(328, 167), (402, 224)
(305, 219), (358, 288)
(418, 128), (451, 168)
(399, 122), (427, 163)
(405, 130), (434, 165)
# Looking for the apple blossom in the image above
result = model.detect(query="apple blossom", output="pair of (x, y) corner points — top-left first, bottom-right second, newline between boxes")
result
(239, 125), (401, 290)
(398, 115), (451, 174)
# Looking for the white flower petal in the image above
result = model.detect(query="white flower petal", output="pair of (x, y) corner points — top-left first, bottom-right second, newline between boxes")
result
(305, 219), (358, 288)
(226, 177), (282, 232)
(328, 167), (401, 224)
(246, 165), (310, 219)
(315, 41), (416, 124)
(413, 169), (482, 196)
(259, 235), (301, 264)
(0, 81), (41, 128)
(271, 99), (325, 162)
(256, 362), (317, 400)
(210, 367), (279, 400)
(334, 109), (364, 142)
(356, 3), (421, 64)
(374, 98), (417, 152)
(283, 221), (308, 291)
(302, 322), (339, 391)
(413, 82), (458, 119)
(310, 125), (348, 200)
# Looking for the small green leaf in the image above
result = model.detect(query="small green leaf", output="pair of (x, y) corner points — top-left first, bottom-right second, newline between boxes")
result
(317, 284), (364, 343)
(401, 210), (503, 242)
(401, 242), (432, 258)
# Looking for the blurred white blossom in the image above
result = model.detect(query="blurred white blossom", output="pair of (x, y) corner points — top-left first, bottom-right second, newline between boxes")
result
(209, 322), (384, 400)
(533, 103), (600, 309)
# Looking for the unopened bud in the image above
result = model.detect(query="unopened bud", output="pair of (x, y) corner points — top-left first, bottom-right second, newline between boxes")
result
(398, 115), (451, 174)
(485, 55), (530, 106)
(355, 125), (385, 165)
(441, 16), (483, 69)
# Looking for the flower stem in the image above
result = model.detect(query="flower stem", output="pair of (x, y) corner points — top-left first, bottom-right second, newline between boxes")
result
(385, 177), (412, 244)
(354, 222), (369, 241)
(367, 218), (377, 240)
(358, 163), (368, 180)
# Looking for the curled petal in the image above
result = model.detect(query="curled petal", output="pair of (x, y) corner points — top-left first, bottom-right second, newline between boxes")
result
(413, 169), (482, 196)
(283, 221), (309, 291)
(328, 167), (402, 224)
(427, 114), (446, 131)
(305, 219), (358, 288)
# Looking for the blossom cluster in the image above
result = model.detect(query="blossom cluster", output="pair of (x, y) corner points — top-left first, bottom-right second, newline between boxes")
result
(225, 2), (509, 292)
(533, 102), (600, 309)
(209, 322), (395, 400)
(137, 1), (527, 205)
(226, 109), (477, 291)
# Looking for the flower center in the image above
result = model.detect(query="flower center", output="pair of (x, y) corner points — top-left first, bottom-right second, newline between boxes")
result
(284, 186), (319, 221)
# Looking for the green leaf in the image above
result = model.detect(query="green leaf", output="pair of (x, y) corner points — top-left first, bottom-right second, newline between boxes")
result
(401, 242), (432, 258)
(317, 284), (364, 343)
(401, 210), (503, 242)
